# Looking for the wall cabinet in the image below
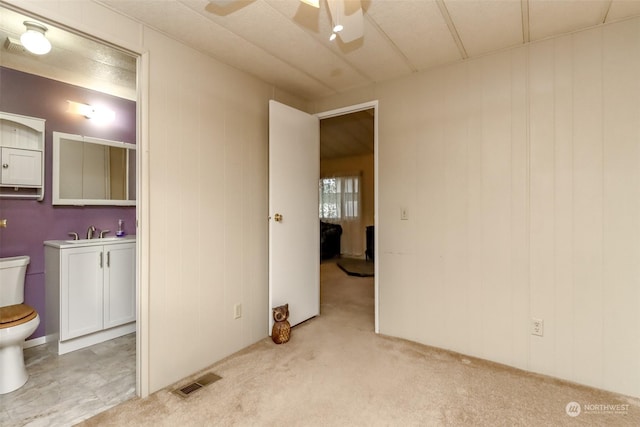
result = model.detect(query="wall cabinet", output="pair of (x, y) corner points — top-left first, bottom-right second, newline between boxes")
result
(45, 238), (136, 355)
(0, 112), (45, 200)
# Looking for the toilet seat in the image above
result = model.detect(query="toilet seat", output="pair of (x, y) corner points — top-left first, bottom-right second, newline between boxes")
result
(0, 304), (37, 329)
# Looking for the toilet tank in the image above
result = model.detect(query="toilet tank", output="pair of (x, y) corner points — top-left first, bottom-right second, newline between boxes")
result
(0, 256), (30, 306)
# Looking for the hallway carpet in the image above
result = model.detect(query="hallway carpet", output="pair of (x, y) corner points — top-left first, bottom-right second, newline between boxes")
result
(82, 262), (640, 426)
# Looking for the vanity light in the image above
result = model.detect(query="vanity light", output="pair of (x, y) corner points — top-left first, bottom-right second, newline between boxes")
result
(20, 21), (51, 55)
(67, 101), (115, 123)
(88, 106), (116, 123)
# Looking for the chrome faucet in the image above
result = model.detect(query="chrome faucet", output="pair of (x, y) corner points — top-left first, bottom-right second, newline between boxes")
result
(99, 229), (110, 238)
(86, 225), (96, 239)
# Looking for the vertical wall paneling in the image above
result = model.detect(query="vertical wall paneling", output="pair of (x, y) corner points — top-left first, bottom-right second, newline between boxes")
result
(147, 29), (173, 387)
(509, 47), (530, 371)
(442, 64), (470, 354)
(465, 58), (485, 356)
(571, 27), (605, 388)
(479, 52), (514, 365)
(196, 54), (227, 363)
(377, 76), (419, 339)
(528, 39), (556, 374)
(602, 19), (640, 396)
(417, 67), (447, 347)
(552, 35), (575, 381)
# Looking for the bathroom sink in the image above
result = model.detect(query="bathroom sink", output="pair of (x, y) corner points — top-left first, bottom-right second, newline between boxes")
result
(65, 237), (124, 244)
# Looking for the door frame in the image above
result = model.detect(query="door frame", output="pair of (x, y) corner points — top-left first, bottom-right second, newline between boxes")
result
(316, 101), (379, 333)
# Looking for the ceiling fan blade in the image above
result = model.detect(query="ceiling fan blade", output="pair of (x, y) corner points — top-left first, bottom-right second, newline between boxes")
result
(339, 1), (363, 43)
(208, 0), (237, 6)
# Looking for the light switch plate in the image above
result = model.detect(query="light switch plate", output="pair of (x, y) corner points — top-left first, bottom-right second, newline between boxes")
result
(400, 207), (408, 220)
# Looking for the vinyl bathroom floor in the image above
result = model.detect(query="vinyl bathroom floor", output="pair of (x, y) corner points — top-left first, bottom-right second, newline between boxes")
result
(0, 333), (136, 427)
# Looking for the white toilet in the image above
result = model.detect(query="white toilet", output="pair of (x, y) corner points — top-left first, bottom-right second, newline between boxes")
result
(0, 256), (40, 394)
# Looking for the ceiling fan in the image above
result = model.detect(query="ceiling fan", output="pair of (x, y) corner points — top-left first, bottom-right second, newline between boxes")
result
(209, 0), (364, 43)
(304, 0), (364, 43)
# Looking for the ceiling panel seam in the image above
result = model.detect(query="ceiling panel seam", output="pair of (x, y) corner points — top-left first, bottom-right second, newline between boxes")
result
(263, 0), (375, 84)
(601, 0), (614, 23)
(363, 13), (417, 73)
(436, 0), (468, 60)
(521, 0), (530, 43)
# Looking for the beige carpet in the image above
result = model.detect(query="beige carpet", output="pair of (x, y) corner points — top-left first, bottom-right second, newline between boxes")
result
(81, 262), (640, 426)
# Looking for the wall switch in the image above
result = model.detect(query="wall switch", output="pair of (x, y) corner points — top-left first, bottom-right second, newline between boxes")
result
(400, 207), (409, 220)
(234, 304), (242, 319)
(531, 318), (544, 336)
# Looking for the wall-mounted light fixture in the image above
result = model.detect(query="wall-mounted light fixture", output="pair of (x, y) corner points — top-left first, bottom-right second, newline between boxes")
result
(67, 101), (115, 123)
(20, 21), (51, 55)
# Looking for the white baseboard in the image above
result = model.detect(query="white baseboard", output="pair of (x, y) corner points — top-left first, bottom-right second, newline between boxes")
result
(57, 322), (135, 355)
(24, 336), (47, 349)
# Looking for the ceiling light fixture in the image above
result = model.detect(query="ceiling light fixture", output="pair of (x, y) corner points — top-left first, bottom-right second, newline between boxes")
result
(331, 0), (343, 33)
(20, 21), (51, 55)
(327, 0), (364, 43)
(329, 33), (337, 41)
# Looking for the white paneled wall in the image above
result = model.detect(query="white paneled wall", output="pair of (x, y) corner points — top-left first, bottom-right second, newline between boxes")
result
(145, 28), (281, 392)
(316, 17), (640, 398)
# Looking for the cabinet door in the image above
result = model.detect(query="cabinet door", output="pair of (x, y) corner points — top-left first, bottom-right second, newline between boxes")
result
(60, 246), (104, 341)
(103, 242), (136, 328)
(0, 147), (42, 186)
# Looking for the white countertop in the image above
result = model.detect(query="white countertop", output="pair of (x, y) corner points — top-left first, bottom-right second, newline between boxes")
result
(44, 235), (136, 248)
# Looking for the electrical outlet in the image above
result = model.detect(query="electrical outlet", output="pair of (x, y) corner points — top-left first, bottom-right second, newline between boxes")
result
(234, 304), (242, 319)
(531, 318), (544, 336)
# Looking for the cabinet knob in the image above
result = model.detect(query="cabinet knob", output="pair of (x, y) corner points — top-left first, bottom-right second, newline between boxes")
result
(2, 164), (8, 168)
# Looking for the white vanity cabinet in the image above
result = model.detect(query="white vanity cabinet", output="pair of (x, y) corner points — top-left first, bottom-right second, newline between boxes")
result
(45, 237), (136, 355)
(0, 112), (45, 200)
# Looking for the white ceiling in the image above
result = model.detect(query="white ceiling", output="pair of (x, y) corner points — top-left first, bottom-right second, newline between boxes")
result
(94, 0), (640, 100)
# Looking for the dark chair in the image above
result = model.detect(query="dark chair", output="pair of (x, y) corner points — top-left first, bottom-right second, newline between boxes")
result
(320, 221), (342, 259)
(366, 225), (374, 261)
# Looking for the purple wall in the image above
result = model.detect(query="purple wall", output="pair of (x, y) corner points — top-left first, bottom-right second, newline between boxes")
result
(0, 67), (136, 339)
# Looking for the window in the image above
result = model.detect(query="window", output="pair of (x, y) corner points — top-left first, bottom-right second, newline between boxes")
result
(319, 175), (360, 220)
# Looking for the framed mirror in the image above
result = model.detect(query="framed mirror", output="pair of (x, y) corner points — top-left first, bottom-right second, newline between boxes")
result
(52, 131), (136, 206)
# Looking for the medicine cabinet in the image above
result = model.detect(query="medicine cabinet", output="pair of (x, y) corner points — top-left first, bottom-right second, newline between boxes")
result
(52, 131), (136, 206)
(0, 111), (46, 200)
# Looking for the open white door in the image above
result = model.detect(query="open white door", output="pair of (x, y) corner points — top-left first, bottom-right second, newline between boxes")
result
(269, 100), (320, 331)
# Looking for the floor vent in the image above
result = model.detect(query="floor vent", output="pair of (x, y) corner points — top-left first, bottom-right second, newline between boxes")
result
(173, 372), (222, 398)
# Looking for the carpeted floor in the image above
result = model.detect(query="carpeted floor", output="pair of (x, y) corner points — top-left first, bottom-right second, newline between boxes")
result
(81, 262), (640, 426)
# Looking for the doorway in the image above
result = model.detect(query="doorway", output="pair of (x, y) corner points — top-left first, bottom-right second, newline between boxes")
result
(0, 4), (141, 423)
(317, 101), (379, 332)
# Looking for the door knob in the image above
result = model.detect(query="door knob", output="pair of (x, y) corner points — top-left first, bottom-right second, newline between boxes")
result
(274, 213), (283, 222)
